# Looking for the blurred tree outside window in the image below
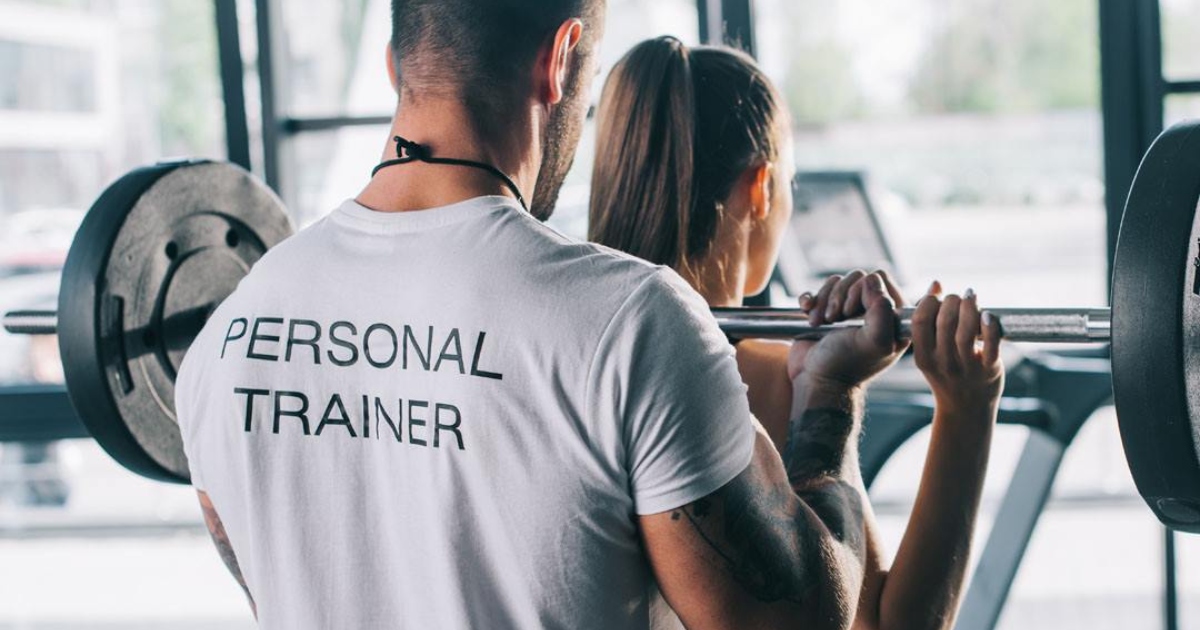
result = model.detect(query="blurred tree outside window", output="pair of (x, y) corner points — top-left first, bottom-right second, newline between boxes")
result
(1162, 0), (1200, 80)
(757, 0), (1106, 308)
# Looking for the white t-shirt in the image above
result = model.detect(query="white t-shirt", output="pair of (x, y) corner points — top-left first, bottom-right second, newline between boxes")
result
(176, 196), (755, 629)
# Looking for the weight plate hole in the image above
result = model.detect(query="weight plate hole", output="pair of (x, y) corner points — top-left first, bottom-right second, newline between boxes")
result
(225, 230), (240, 248)
(165, 242), (179, 260)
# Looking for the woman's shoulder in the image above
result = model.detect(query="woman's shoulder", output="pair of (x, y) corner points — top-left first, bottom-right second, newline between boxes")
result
(735, 338), (791, 362)
(734, 339), (791, 384)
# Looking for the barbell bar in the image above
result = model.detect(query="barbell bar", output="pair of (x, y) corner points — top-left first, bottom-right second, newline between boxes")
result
(0, 121), (1198, 534)
(6, 307), (1114, 344)
(712, 307), (1112, 343)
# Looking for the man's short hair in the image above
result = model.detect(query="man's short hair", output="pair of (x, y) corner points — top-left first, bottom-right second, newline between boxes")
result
(390, 0), (602, 102)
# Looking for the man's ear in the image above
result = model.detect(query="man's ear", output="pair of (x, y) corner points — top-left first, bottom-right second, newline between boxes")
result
(539, 18), (584, 105)
(748, 163), (774, 221)
(385, 43), (400, 95)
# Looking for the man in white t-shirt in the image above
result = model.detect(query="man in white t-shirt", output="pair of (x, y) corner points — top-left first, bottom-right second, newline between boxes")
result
(177, 1), (909, 628)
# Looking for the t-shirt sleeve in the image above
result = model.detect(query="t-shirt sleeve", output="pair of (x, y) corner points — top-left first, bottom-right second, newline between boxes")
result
(589, 269), (756, 516)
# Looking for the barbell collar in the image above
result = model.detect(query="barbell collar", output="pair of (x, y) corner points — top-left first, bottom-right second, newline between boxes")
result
(713, 307), (1112, 343)
(2, 310), (58, 336)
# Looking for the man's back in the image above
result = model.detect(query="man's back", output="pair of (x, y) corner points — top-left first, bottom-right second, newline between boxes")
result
(177, 197), (753, 629)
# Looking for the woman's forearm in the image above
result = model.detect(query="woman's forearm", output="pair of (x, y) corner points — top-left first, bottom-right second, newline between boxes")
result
(875, 405), (995, 630)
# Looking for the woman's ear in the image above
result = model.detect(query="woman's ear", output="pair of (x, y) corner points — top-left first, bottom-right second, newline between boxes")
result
(748, 163), (774, 221)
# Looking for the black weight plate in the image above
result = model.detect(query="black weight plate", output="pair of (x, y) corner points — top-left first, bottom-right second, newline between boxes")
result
(58, 161), (294, 483)
(1112, 120), (1200, 532)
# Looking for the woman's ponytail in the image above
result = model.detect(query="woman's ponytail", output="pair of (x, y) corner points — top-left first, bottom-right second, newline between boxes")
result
(589, 36), (699, 272)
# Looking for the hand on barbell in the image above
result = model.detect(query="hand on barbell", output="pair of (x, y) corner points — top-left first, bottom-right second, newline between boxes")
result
(911, 283), (1005, 414)
(789, 270), (910, 388)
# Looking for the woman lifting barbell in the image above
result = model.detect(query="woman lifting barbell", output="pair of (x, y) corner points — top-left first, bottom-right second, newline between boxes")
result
(589, 36), (1004, 630)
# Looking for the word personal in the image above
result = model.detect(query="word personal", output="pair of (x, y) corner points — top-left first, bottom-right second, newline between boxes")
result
(220, 316), (504, 381)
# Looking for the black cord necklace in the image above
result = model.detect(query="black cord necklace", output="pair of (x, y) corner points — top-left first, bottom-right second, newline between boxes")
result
(371, 135), (529, 212)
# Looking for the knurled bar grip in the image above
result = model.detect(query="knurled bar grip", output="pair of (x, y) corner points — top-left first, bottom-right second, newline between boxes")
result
(2, 310), (58, 336)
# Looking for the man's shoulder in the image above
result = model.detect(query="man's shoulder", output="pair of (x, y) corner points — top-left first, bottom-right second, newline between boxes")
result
(511, 214), (668, 292)
(215, 216), (332, 297)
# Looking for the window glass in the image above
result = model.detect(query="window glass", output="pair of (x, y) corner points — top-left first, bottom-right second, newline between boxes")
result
(1177, 520), (1200, 628)
(272, 0), (700, 228)
(1162, 0), (1200, 81)
(0, 2), (242, 628)
(1166, 94), (1200, 129)
(276, 0), (389, 120)
(0, 0), (227, 387)
(757, 0), (1106, 308)
(0, 40), (96, 112)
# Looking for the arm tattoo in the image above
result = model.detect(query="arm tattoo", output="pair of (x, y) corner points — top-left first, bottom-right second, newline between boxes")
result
(672, 476), (819, 605)
(200, 498), (257, 614)
(784, 408), (867, 559)
(784, 408), (856, 483)
(670, 408), (867, 605)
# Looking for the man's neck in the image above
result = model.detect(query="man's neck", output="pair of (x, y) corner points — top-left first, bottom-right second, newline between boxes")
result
(357, 97), (539, 213)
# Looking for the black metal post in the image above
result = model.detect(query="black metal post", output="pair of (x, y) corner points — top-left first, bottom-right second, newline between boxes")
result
(1100, 3), (1176, 626)
(720, 0), (756, 56)
(1098, 0), (1164, 292)
(1165, 527), (1179, 630)
(254, 0), (282, 192)
(698, 0), (755, 55)
(0, 386), (88, 443)
(213, 0), (252, 170)
(283, 116), (394, 134)
(697, 0), (717, 45)
(1165, 79), (1200, 95)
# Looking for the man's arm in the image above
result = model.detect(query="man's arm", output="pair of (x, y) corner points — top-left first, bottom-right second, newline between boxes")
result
(197, 491), (257, 617)
(640, 272), (906, 630)
(641, 379), (867, 630)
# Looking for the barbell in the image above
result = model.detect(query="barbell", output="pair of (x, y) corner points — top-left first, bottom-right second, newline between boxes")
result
(3, 122), (1200, 531)
(5, 306), (1116, 342)
(712, 307), (1113, 342)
